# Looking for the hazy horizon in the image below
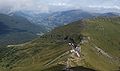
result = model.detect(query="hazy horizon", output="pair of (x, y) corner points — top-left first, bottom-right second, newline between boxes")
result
(0, 0), (120, 14)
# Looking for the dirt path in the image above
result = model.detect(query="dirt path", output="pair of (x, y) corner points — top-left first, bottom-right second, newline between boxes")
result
(45, 51), (70, 66)
(92, 43), (113, 59)
(95, 46), (112, 58)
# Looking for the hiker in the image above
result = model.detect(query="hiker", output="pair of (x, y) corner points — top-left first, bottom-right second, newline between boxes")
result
(75, 45), (81, 57)
(68, 41), (81, 57)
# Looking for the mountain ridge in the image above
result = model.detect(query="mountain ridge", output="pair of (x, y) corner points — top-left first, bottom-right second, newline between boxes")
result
(0, 16), (120, 71)
(9, 9), (120, 31)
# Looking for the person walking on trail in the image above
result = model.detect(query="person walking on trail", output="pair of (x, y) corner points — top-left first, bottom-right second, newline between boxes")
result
(69, 38), (77, 47)
(64, 38), (82, 71)
(68, 38), (81, 57)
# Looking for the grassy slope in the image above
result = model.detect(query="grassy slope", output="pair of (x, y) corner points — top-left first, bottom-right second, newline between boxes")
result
(0, 17), (120, 71)
(0, 14), (46, 45)
(81, 17), (120, 71)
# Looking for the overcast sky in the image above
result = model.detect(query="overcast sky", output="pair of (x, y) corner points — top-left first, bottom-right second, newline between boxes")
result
(0, 0), (120, 14)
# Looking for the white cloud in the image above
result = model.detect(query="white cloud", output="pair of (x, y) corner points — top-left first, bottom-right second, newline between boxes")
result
(0, 0), (73, 14)
(88, 5), (120, 10)
(0, 0), (120, 14)
(0, 0), (50, 14)
(49, 2), (72, 7)
(86, 5), (120, 13)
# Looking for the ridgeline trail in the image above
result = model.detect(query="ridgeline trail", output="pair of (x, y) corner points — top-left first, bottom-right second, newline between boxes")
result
(45, 51), (70, 66)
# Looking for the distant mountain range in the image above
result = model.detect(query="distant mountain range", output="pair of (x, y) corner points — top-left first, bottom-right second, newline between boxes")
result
(0, 9), (119, 45)
(10, 10), (119, 31)
(0, 14), (46, 45)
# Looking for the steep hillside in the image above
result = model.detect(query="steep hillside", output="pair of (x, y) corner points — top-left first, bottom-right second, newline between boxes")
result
(0, 17), (120, 71)
(0, 14), (45, 45)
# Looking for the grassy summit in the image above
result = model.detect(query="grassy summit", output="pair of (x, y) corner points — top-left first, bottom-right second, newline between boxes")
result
(0, 17), (120, 71)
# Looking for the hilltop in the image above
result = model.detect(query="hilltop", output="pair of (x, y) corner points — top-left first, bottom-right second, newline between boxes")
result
(0, 16), (120, 71)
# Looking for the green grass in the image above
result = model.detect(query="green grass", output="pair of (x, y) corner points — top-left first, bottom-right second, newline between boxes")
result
(0, 14), (46, 45)
(0, 16), (120, 71)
